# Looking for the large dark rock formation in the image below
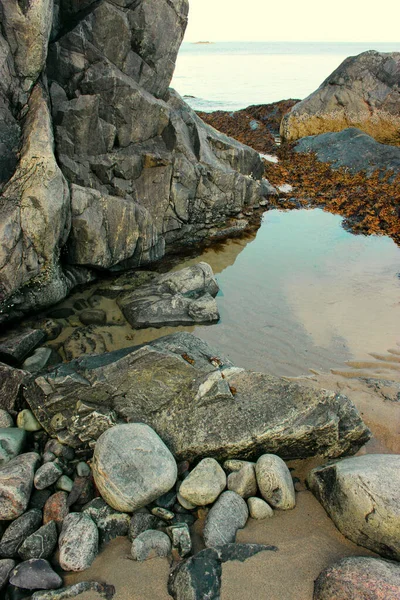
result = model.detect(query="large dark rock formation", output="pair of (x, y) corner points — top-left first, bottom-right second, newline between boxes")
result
(281, 51), (400, 145)
(24, 333), (370, 459)
(0, 0), (274, 324)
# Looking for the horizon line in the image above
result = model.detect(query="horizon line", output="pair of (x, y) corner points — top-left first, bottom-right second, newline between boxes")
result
(183, 39), (400, 44)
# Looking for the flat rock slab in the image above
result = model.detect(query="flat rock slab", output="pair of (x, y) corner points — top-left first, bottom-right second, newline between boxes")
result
(117, 263), (220, 328)
(295, 127), (400, 177)
(314, 556), (400, 600)
(0, 329), (46, 366)
(0, 452), (40, 520)
(25, 332), (370, 460)
(308, 454), (400, 560)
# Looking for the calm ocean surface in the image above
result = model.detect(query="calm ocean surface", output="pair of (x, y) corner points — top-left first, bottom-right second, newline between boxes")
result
(171, 41), (400, 112)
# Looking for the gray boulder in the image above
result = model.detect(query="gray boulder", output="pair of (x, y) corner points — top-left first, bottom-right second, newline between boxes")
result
(18, 521), (58, 561)
(59, 513), (98, 571)
(0, 559), (16, 592)
(314, 556), (400, 600)
(9, 559), (62, 590)
(131, 530), (171, 561)
(255, 454), (295, 510)
(117, 263), (219, 328)
(25, 333), (370, 460)
(0, 428), (27, 466)
(307, 454), (400, 560)
(281, 51), (400, 144)
(203, 491), (248, 547)
(295, 127), (400, 177)
(179, 458), (226, 506)
(0, 452), (40, 520)
(0, 509), (42, 558)
(92, 423), (177, 512)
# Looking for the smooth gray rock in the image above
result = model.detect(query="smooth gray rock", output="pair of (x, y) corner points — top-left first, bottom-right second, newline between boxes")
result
(117, 263), (220, 328)
(227, 463), (257, 499)
(203, 491), (248, 547)
(247, 497), (274, 520)
(17, 410), (42, 432)
(281, 50), (400, 144)
(0, 509), (42, 558)
(179, 458), (226, 506)
(0, 559), (16, 591)
(295, 127), (400, 177)
(9, 559), (62, 590)
(0, 428), (27, 466)
(128, 510), (162, 542)
(92, 423), (177, 512)
(59, 513), (98, 571)
(0, 330), (46, 366)
(308, 454), (400, 560)
(0, 410), (14, 428)
(18, 521), (58, 561)
(34, 462), (63, 490)
(131, 530), (171, 561)
(25, 333), (370, 460)
(0, 452), (40, 520)
(255, 454), (295, 510)
(22, 348), (54, 374)
(314, 556), (400, 600)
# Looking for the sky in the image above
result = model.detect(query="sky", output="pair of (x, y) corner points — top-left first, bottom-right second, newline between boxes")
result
(184, 0), (400, 43)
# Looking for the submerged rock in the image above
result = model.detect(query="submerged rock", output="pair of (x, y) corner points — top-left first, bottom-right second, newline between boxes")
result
(92, 423), (177, 512)
(314, 556), (400, 600)
(308, 454), (400, 560)
(281, 50), (400, 144)
(25, 333), (370, 459)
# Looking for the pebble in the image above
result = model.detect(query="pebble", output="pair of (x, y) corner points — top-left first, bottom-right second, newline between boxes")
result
(131, 530), (171, 561)
(128, 510), (162, 542)
(203, 491), (249, 547)
(255, 454), (295, 510)
(167, 523), (192, 557)
(151, 507), (174, 521)
(227, 463), (257, 498)
(55, 475), (73, 492)
(59, 513), (98, 572)
(18, 521), (58, 561)
(9, 559), (62, 590)
(43, 492), (69, 530)
(16, 410), (42, 432)
(179, 458), (226, 506)
(44, 440), (74, 461)
(0, 509), (42, 558)
(0, 559), (16, 591)
(76, 462), (91, 477)
(34, 463), (63, 490)
(0, 453), (40, 520)
(247, 497), (274, 520)
(0, 428), (27, 466)
(0, 410), (14, 428)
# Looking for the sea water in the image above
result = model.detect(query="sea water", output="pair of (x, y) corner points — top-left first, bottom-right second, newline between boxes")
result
(172, 41), (400, 111)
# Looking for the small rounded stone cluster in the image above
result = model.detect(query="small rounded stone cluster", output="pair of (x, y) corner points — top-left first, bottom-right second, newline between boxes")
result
(0, 417), (296, 597)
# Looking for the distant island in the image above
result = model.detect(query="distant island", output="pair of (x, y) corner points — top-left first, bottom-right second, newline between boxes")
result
(193, 41), (214, 45)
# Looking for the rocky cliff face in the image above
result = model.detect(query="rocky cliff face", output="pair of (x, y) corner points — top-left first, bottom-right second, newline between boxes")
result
(281, 51), (400, 145)
(0, 0), (273, 324)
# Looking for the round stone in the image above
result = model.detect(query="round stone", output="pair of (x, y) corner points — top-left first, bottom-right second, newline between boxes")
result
(179, 458), (226, 506)
(16, 410), (42, 432)
(255, 454), (295, 510)
(92, 424), (177, 512)
(76, 461), (91, 477)
(247, 497), (274, 520)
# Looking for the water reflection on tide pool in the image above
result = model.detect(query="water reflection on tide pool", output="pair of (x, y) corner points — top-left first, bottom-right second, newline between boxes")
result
(180, 209), (400, 376)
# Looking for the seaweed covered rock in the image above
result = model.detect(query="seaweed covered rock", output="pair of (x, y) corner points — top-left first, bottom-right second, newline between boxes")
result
(281, 51), (400, 144)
